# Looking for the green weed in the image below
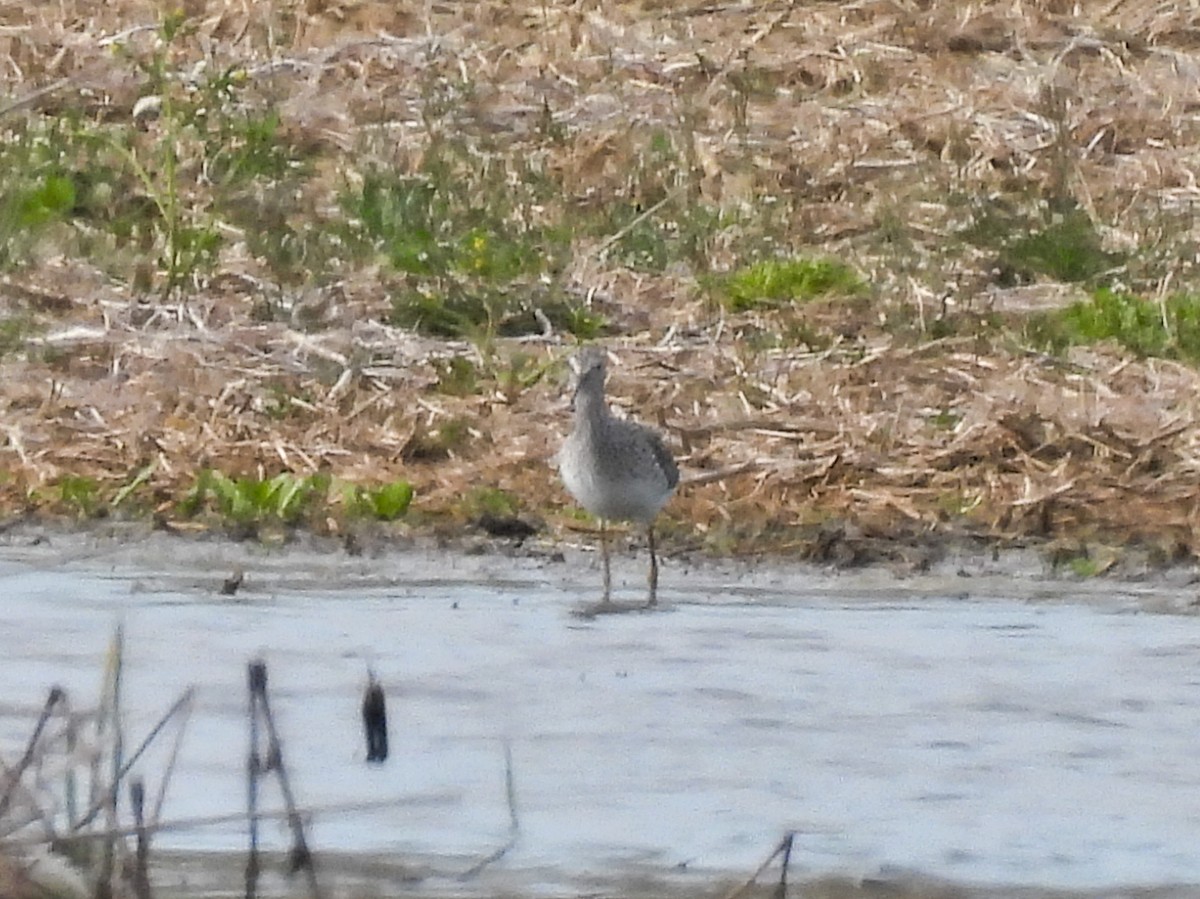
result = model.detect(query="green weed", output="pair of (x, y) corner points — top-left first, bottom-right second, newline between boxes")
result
(935, 490), (982, 518)
(1068, 555), (1100, 578)
(0, 124), (86, 269)
(713, 257), (865, 312)
(432, 355), (479, 396)
(465, 486), (520, 519)
(927, 409), (962, 431)
(14, 174), (76, 229)
(346, 137), (572, 339)
(600, 200), (727, 274)
(0, 315), (38, 357)
(401, 417), (472, 461)
(963, 201), (1122, 285)
(52, 11), (315, 294)
(1027, 288), (1200, 363)
(1004, 209), (1121, 283)
(388, 284), (497, 340)
(180, 469), (330, 532)
(262, 383), (316, 420)
(490, 351), (551, 403)
(56, 475), (102, 518)
(551, 303), (608, 340)
(345, 480), (414, 521)
(111, 463), (156, 511)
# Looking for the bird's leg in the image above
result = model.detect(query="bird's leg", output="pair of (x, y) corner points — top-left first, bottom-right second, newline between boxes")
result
(646, 524), (659, 607)
(600, 519), (612, 605)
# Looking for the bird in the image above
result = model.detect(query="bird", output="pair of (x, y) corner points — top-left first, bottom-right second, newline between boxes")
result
(558, 346), (679, 608)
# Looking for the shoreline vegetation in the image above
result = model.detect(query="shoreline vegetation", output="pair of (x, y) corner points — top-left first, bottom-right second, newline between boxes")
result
(2, 2), (1200, 575)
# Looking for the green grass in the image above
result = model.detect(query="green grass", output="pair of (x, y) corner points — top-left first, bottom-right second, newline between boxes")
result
(713, 257), (865, 312)
(489, 350), (552, 402)
(1067, 554), (1101, 578)
(465, 486), (520, 519)
(344, 480), (415, 521)
(963, 200), (1122, 286)
(56, 475), (102, 518)
(927, 409), (962, 431)
(0, 124), (89, 270)
(180, 470), (332, 534)
(0, 315), (39, 357)
(401, 417), (472, 461)
(0, 12), (320, 294)
(176, 469), (418, 531)
(344, 137), (595, 340)
(1004, 209), (1121, 283)
(1028, 288), (1200, 363)
(432, 355), (479, 396)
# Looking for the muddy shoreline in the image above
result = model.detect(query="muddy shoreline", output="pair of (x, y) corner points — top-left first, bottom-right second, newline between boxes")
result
(1, 518), (1198, 617)
(144, 849), (1200, 899)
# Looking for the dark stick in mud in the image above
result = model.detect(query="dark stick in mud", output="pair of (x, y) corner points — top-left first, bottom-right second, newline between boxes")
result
(774, 831), (795, 899)
(65, 695), (79, 829)
(246, 661), (263, 899)
(150, 688), (194, 825)
(458, 740), (520, 880)
(246, 658), (322, 899)
(362, 670), (388, 763)
(71, 688), (195, 833)
(720, 831), (798, 899)
(0, 685), (63, 819)
(130, 778), (152, 899)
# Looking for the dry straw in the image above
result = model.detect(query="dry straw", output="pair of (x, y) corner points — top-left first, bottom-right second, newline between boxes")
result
(0, 1), (1198, 561)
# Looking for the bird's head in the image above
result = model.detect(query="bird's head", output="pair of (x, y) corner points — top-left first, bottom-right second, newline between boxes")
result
(568, 345), (608, 412)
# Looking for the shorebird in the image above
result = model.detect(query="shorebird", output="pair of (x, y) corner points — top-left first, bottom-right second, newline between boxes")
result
(558, 346), (679, 608)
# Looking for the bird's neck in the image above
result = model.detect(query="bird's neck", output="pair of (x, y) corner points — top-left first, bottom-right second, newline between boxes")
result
(573, 388), (609, 431)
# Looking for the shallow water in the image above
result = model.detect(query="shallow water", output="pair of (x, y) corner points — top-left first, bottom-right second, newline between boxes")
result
(2, 536), (1200, 896)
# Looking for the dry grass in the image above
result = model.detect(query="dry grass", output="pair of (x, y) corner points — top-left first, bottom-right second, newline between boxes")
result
(2, 1), (1200, 563)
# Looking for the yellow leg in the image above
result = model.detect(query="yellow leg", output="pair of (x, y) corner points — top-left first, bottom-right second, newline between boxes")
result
(647, 525), (659, 607)
(600, 519), (612, 605)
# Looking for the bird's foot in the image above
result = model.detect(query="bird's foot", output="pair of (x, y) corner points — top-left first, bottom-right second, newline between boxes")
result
(571, 597), (647, 618)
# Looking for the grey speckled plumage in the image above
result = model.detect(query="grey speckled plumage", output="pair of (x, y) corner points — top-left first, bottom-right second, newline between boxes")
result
(558, 346), (679, 607)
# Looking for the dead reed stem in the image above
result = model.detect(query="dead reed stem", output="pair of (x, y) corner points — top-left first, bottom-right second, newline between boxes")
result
(0, 687), (63, 820)
(93, 623), (125, 899)
(129, 778), (152, 899)
(719, 831), (797, 899)
(457, 740), (520, 880)
(245, 659), (321, 899)
(245, 662), (263, 899)
(361, 670), (388, 764)
(71, 688), (195, 833)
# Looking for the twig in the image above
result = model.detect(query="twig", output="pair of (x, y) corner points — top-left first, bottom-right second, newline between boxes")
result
(150, 690), (194, 826)
(93, 623), (125, 899)
(0, 77), (72, 118)
(457, 740), (519, 880)
(65, 698), (79, 830)
(6, 796), (455, 848)
(593, 184), (688, 262)
(246, 663), (263, 899)
(247, 659), (322, 899)
(680, 460), (763, 488)
(718, 832), (796, 899)
(773, 831), (794, 899)
(129, 779), (152, 899)
(0, 686), (64, 819)
(72, 688), (195, 832)
(361, 670), (388, 764)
